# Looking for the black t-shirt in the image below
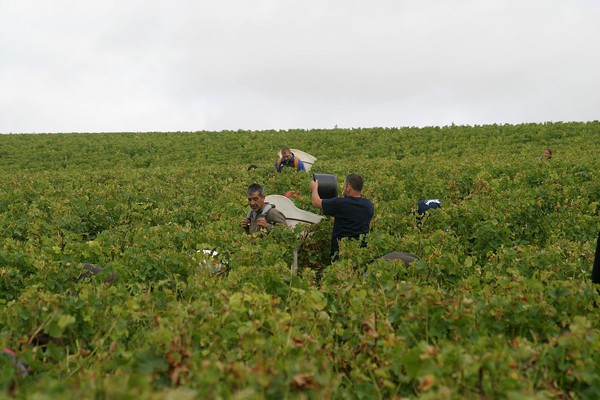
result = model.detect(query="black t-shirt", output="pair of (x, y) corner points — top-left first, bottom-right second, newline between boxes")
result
(322, 196), (374, 258)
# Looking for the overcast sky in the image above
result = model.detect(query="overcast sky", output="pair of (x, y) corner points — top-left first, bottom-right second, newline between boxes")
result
(1, 0), (599, 133)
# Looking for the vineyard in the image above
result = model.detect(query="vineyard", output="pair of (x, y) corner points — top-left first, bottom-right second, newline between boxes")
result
(1, 122), (599, 399)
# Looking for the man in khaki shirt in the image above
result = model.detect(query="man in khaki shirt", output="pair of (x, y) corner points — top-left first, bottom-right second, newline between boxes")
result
(242, 183), (286, 234)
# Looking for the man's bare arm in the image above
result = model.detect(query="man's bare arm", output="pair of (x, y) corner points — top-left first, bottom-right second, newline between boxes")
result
(309, 180), (323, 209)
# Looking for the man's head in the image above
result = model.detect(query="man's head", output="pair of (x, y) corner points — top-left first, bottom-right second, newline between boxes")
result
(281, 147), (293, 162)
(246, 183), (266, 212)
(343, 173), (364, 196)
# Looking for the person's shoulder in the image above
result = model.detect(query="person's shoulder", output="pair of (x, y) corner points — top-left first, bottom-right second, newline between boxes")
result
(270, 206), (285, 214)
(362, 197), (374, 210)
(322, 196), (342, 213)
(323, 196), (344, 205)
(267, 205), (285, 217)
(355, 197), (374, 213)
(355, 196), (373, 205)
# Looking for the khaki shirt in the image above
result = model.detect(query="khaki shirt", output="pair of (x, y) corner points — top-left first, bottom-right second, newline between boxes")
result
(246, 204), (287, 234)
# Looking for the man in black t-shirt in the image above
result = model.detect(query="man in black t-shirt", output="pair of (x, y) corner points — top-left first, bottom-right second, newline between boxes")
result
(309, 173), (374, 261)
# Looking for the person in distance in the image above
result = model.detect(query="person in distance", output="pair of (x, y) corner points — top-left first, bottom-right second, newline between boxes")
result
(416, 199), (441, 230)
(542, 148), (552, 160)
(309, 173), (374, 262)
(242, 183), (287, 234)
(275, 147), (306, 172)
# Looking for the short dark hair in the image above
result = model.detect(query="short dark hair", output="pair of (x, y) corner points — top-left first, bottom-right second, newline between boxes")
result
(345, 173), (364, 192)
(281, 146), (291, 153)
(247, 183), (265, 196)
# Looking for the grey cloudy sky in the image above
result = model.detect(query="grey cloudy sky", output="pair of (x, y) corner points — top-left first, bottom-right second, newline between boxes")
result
(1, 0), (599, 133)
